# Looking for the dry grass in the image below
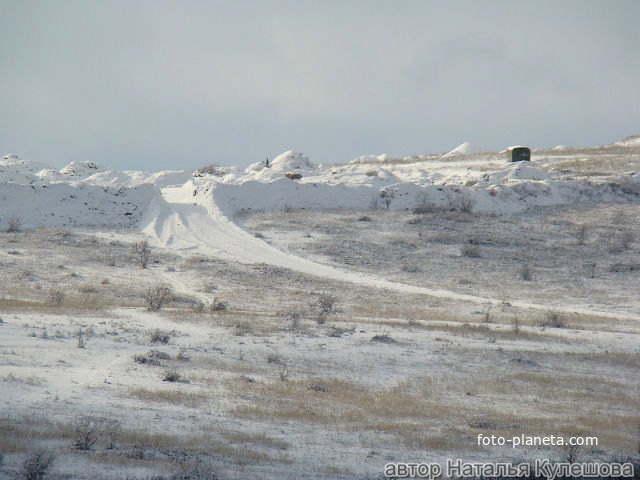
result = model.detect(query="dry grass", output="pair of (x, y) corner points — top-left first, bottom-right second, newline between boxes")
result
(551, 156), (639, 176)
(0, 417), (73, 452)
(0, 295), (112, 315)
(128, 387), (209, 407)
(231, 377), (460, 426)
(221, 430), (289, 450)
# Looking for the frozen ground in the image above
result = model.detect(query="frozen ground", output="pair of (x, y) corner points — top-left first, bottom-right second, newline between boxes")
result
(0, 139), (639, 479)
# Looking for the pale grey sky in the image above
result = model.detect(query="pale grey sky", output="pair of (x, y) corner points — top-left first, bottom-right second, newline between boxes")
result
(1, 0), (639, 170)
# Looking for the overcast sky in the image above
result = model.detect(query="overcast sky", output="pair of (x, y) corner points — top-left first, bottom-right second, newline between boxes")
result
(1, 0), (639, 170)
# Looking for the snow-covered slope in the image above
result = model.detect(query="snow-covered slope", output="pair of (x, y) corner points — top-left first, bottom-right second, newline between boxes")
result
(443, 141), (485, 157)
(2, 137), (639, 232)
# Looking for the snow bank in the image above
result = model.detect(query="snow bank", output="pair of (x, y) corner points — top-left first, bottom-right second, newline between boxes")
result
(270, 151), (316, 171)
(444, 142), (484, 157)
(0, 182), (161, 230)
(59, 161), (106, 179)
(84, 169), (192, 188)
(615, 135), (640, 147)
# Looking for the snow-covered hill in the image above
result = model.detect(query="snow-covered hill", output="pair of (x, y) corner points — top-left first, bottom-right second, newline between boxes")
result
(1, 134), (639, 232)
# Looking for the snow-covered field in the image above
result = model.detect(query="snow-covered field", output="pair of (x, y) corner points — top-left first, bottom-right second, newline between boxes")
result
(0, 138), (639, 479)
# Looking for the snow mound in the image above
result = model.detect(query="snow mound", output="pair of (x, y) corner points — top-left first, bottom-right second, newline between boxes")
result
(270, 151), (316, 171)
(1, 155), (54, 184)
(615, 135), (640, 147)
(444, 142), (484, 157)
(485, 163), (550, 183)
(84, 169), (192, 188)
(0, 182), (161, 230)
(60, 161), (106, 179)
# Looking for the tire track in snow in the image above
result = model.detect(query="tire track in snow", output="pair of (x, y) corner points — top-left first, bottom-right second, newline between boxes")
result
(140, 187), (640, 323)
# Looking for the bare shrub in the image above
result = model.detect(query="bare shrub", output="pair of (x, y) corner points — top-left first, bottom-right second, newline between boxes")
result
(282, 311), (302, 332)
(103, 418), (122, 449)
(144, 285), (173, 311)
(47, 289), (65, 306)
(314, 292), (337, 324)
(162, 369), (182, 382)
(149, 329), (173, 344)
(543, 311), (565, 328)
(519, 264), (533, 281)
(279, 364), (289, 382)
(511, 316), (520, 334)
(21, 450), (55, 480)
(482, 307), (492, 323)
(267, 352), (283, 364)
(137, 240), (151, 269)
(413, 201), (436, 215)
(357, 215), (372, 222)
(77, 328), (85, 349)
(134, 349), (171, 365)
(79, 285), (98, 294)
(461, 244), (480, 258)
(371, 333), (396, 343)
(575, 224), (590, 245)
(134, 353), (161, 366)
(587, 261), (597, 278)
(455, 193), (476, 214)
(233, 320), (253, 336)
(176, 348), (190, 361)
(73, 414), (102, 450)
(7, 215), (22, 233)
(564, 444), (581, 464)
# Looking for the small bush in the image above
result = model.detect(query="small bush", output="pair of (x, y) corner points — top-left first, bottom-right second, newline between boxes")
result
(149, 329), (173, 344)
(511, 316), (520, 334)
(21, 450), (55, 480)
(73, 415), (101, 450)
(412, 202), (435, 215)
(47, 289), (65, 306)
(233, 320), (253, 336)
(267, 352), (283, 364)
(575, 224), (590, 245)
(79, 285), (98, 294)
(371, 334), (396, 343)
(134, 354), (160, 366)
(519, 264), (533, 281)
(357, 215), (372, 222)
(176, 348), (190, 361)
(7, 215), (22, 233)
(162, 369), (182, 382)
(77, 328), (85, 349)
(144, 285), (173, 311)
(137, 240), (151, 269)
(461, 244), (480, 258)
(455, 193), (476, 214)
(103, 418), (122, 449)
(314, 293), (337, 324)
(543, 311), (565, 328)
